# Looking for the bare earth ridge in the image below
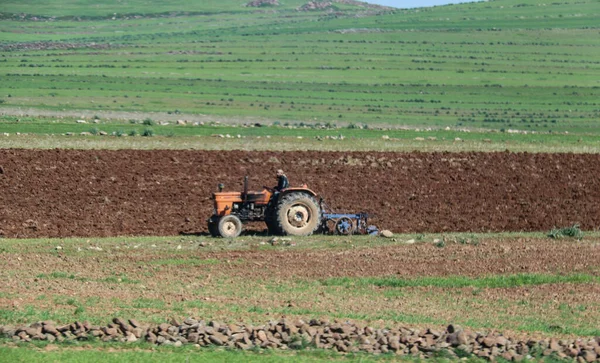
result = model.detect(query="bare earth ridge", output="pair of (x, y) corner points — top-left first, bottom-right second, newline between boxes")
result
(1, 149), (599, 238)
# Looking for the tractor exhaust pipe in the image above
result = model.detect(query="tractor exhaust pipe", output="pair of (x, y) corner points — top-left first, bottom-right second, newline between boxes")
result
(243, 176), (248, 203)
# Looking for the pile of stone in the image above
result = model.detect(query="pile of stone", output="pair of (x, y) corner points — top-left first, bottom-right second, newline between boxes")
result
(334, 0), (391, 9)
(245, 0), (279, 7)
(2, 318), (600, 361)
(299, 1), (333, 11)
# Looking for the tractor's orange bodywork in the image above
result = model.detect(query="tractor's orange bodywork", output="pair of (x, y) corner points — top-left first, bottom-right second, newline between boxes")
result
(212, 186), (317, 216)
(213, 189), (273, 217)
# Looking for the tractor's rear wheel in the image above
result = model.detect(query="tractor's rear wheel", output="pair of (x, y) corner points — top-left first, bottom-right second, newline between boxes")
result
(276, 193), (321, 236)
(217, 215), (243, 238)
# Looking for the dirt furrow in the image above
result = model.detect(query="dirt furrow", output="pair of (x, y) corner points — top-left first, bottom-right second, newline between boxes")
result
(1, 149), (599, 238)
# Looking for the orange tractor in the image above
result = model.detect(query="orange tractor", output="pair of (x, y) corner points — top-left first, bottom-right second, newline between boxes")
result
(207, 177), (376, 238)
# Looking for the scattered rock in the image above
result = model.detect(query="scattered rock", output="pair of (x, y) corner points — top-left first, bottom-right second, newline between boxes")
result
(299, 1), (332, 11)
(380, 230), (393, 238)
(246, 0), (279, 7)
(583, 350), (598, 363)
(482, 336), (497, 348)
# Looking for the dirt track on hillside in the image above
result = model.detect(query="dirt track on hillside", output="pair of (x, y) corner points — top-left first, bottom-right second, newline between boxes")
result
(1, 149), (599, 238)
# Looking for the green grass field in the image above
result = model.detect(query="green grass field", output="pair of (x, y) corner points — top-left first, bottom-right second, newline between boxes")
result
(0, 344), (481, 363)
(1, 0), (599, 141)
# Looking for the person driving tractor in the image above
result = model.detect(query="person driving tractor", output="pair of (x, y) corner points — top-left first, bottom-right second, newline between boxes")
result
(275, 169), (289, 191)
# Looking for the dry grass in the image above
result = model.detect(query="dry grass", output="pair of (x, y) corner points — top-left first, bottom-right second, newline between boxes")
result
(2, 134), (599, 153)
(1, 234), (599, 339)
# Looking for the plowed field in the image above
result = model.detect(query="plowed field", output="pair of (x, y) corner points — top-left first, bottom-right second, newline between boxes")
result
(1, 149), (599, 238)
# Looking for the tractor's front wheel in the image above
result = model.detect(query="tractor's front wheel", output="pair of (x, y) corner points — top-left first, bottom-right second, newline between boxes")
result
(276, 193), (321, 236)
(217, 215), (243, 238)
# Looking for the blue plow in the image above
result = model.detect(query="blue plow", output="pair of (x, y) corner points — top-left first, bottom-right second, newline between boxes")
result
(320, 203), (379, 236)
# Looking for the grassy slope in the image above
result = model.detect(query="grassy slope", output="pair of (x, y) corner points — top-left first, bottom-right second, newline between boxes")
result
(0, 0), (308, 17)
(0, 0), (599, 140)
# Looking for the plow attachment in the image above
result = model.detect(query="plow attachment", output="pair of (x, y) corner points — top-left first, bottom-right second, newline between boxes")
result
(320, 199), (378, 235)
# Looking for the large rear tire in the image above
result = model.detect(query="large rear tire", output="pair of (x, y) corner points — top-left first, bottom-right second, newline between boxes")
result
(276, 193), (321, 236)
(217, 215), (243, 238)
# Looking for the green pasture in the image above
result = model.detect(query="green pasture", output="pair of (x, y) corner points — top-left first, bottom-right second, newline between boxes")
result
(2, 114), (599, 153)
(1, 0), (599, 138)
(0, 0), (319, 18)
(0, 344), (487, 363)
(1, 232), (600, 363)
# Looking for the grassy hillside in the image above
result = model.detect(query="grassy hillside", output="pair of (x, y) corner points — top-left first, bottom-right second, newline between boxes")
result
(0, 0), (315, 17)
(0, 0), (599, 135)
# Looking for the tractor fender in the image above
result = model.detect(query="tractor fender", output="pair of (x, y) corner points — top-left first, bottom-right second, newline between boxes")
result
(279, 186), (318, 198)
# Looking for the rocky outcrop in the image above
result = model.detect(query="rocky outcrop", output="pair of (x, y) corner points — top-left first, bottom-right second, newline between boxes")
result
(299, 1), (332, 11)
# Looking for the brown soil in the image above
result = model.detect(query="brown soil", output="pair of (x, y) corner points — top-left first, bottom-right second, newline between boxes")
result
(1, 149), (599, 238)
(1, 237), (599, 340)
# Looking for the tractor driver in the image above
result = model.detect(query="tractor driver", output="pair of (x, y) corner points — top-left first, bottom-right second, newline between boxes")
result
(275, 169), (289, 191)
